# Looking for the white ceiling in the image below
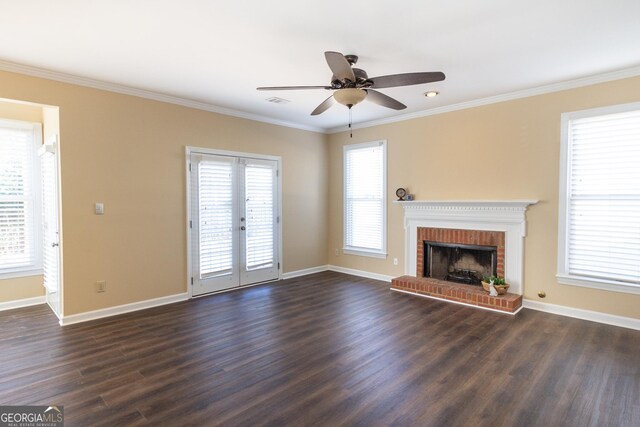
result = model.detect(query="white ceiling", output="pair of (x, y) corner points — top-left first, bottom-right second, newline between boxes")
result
(1, 1), (639, 132)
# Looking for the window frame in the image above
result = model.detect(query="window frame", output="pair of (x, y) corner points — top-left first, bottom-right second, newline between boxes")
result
(343, 140), (387, 259)
(0, 119), (43, 279)
(557, 101), (640, 295)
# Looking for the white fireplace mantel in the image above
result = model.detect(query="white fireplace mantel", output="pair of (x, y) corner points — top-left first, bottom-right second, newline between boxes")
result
(397, 200), (538, 295)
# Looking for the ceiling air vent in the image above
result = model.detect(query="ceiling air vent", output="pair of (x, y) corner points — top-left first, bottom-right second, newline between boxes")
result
(265, 97), (291, 104)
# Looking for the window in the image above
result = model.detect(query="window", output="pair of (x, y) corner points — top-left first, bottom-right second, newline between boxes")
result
(343, 140), (387, 258)
(557, 102), (640, 294)
(0, 119), (42, 278)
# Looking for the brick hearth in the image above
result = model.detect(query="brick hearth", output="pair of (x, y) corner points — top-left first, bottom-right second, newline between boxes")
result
(391, 275), (522, 314)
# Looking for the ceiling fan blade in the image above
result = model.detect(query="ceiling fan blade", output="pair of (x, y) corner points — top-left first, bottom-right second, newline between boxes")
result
(325, 51), (355, 82)
(311, 95), (336, 116)
(369, 72), (445, 88)
(365, 89), (406, 110)
(257, 85), (332, 90)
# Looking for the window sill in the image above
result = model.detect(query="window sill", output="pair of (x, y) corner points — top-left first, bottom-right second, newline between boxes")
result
(557, 273), (640, 295)
(0, 268), (44, 281)
(343, 248), (387, 259)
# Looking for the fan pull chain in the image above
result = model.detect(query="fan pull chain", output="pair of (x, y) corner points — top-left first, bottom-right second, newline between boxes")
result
(349, 107), (353, 138)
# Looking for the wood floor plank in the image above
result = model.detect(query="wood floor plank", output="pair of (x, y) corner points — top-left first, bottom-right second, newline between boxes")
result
(0, 271), (638, 426)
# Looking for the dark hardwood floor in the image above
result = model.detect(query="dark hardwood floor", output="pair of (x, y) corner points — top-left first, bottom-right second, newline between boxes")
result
(1, 271), (639, 426)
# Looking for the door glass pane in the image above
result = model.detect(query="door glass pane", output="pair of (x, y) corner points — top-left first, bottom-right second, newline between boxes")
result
(244, 163), (274, 271)
(41, 150), (60, 316)
(42, 152), (57, 291)
(199, 160), (233, 277)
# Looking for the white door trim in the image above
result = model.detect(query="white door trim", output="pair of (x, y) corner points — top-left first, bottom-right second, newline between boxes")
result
(185, 146), (283, 298)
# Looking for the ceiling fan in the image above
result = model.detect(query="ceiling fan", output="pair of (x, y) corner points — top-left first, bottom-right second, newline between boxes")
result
(257, 51), (446, 116)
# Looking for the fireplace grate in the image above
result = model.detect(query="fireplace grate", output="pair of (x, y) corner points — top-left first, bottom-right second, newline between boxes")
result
(446, 268), (480, 285)
(423, 241), (497, 286)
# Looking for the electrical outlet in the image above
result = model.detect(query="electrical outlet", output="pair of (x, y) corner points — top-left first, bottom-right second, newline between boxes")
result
(96, 280), (106, 293)
(393, 258), (399, 266)
(335, 249), (339, 256)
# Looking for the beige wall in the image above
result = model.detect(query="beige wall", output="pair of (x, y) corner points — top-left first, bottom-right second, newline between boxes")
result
(0, 98), (43, 122)
(0, 70), (328, 315)
(0, 99), (45, 303)
(2, 67), (638, 321)
(0, 275), (44, 303)
(328, 76), (640, 320)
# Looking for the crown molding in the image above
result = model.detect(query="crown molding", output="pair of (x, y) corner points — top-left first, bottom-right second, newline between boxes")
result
(0, 59), (326, 134)
(2, 58), (639, 135)
(327, 64), (640, 134)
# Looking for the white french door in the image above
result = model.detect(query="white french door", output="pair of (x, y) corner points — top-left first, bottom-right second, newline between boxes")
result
(39, 137), (61, 317)
(190, 151), (279, 296)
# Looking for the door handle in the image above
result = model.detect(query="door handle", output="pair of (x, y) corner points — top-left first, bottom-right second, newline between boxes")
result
(240, 226), (246, 231)
(51, 242), (59, 247)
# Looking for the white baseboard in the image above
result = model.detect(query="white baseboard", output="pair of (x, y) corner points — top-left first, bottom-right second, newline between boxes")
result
(59, 292), (189, 326)
(0, 295), (46, 312)
(327, 265), (394, 282)
(523, 299), (640, 331)
(281, 265), (329, 280)
(280, 264), (394, 283)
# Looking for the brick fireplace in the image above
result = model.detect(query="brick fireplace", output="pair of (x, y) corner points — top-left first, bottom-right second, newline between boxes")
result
(391, 200), (537, 314)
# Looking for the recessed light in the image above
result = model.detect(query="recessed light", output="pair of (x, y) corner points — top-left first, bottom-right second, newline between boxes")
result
(424, 91), (439, 98)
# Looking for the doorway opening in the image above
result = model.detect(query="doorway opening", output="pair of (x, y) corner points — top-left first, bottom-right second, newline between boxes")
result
(0, 99), (62, 319)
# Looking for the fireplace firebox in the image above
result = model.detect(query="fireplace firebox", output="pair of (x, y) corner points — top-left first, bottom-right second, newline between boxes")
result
(423, 241), (497, 285)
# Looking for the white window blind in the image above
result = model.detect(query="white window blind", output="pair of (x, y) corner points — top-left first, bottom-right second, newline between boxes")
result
(344, 140), (387, 257)
(244, 162), (274, 271)
(0, 120), (41, 277)
(198, 160), (234, 278)
(559, 103), (640, 292)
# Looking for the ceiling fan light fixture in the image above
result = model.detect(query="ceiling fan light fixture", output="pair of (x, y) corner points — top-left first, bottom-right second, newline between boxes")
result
(258, 51), (446, 120)
(334, 88), (367, 107)
(424, 91), (439, 98)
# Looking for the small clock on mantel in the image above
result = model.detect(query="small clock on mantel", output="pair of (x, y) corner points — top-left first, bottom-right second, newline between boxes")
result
(396, 188), (407, 201)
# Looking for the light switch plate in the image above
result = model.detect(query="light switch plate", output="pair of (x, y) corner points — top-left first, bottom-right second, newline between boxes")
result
(95, 202), (104, 215)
